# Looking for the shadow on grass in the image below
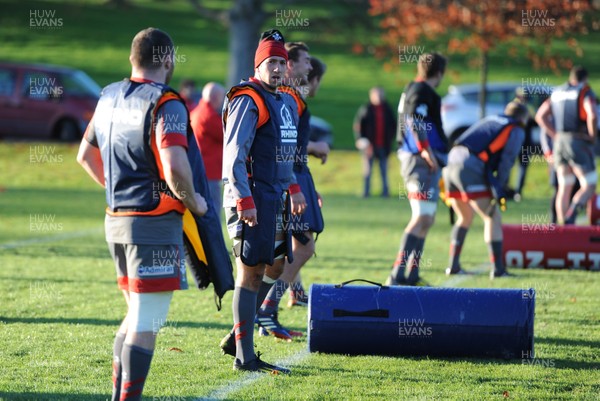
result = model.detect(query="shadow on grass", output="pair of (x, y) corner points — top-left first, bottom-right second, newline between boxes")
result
(374, 345), (600, 371)
(535, 336), (600, 370)
(1, 244), (109, 259)
(0, 392), (108, 401)
(550, 358), (600, 370)
(0, 316), (231, 330)
(0, 394), (236, 401)
(288, 364), (353, 377)
(196, 398), (241, 401)
(536, 336), (600, 349)
(0, 392), (227, 401)
(0, 276), (114, 284)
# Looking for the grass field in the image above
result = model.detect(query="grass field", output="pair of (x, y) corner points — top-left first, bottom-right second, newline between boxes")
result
(1, 143), (599, 401)
(2, 1), (600, 400)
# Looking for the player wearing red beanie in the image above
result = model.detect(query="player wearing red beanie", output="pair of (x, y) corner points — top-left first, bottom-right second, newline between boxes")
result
(219, 29), (306, 374)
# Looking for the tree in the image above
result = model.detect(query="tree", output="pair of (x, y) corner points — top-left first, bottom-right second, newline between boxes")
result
(189, 0), (267, 87)
(369, 0), (598, 118)
(189, 0), (374, 87)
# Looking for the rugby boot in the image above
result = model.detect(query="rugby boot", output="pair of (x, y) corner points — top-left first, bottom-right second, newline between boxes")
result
(409, 277), (432, 287)
(272, 311), (302, 337)
(287, 293), (309, 308)
(259, 326), (303, 338)
(490, 269), (514, 280)
(384, 274), (408, 286)
(259, 312), (303, 338)
(255, 312), (293, 341)
(445, 266), (470, 276)
(233, 352), (291, 375)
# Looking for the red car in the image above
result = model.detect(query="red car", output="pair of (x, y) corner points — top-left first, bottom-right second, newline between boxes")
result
(0, 62), (100, 141)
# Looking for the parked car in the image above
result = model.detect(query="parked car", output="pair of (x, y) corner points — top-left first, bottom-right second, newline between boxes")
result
(309, 115), (334, 148)
(0, 62), (101, 141)
(441, 82), (551, 146)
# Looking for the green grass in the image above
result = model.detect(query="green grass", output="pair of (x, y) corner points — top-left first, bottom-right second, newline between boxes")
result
(1, 143), (599, 400)
(1, 0), (600, 148)
(1, 2), (600, 399)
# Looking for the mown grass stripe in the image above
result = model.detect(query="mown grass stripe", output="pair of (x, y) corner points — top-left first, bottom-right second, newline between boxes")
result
(0, 227), (102, 249)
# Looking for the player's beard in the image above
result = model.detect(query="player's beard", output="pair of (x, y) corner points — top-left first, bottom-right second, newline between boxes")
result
(268, 73), (284, 89)
(264, 81), (278, 91)
(259, 71), (281, 92)
(165, 63), (174, 85)
(298, 74), (309, 86)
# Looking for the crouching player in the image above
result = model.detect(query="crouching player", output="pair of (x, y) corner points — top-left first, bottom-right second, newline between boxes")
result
(443, 101), (528, 279)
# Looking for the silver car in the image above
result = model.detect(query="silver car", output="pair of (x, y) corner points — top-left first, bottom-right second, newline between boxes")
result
(441, 82), (551, 146)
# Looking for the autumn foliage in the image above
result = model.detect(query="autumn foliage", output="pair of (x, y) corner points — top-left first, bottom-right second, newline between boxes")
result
(369, 0), (598, 73)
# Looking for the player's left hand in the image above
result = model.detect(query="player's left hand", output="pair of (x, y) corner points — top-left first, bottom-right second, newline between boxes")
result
(317, 192), (323, 208)
(420, 149), (438, 172)
(290, 192), (307, 215)
(309, 141), (330, 164)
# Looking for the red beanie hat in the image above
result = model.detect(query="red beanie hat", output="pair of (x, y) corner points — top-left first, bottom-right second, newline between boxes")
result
(254, 30), (288, 68)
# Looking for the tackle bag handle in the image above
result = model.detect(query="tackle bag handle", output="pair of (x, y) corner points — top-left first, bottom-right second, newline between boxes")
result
(335, 279), (387, 288)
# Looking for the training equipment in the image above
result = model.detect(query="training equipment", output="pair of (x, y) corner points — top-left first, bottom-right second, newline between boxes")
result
(588, 194), (600, 225)
(502, 224), (600, 270)
(438, 177), (456, 224)
(183, 135), (234, 310)
(308, 280), (535, 359)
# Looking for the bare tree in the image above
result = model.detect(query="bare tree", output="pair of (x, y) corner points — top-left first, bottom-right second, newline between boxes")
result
(189, 0), (267, 87)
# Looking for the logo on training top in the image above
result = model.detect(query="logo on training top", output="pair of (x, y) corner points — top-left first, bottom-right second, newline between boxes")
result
(97, 102), (144, 126)
(551, 90), (579, 102)
(280, 104), (297, 144)
(415, 103), (428, 117)
(138, 265), (175, 276)
(490, 115), (510, 126)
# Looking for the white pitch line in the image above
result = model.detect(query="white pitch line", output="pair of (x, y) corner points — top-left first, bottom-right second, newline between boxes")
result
(198, 265), (489, 399)
(0, 227), (102, 250)
(196, 349), (310, 401)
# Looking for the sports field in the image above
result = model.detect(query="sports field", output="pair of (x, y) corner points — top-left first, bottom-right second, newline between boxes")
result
(1, 143), (599, 401)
